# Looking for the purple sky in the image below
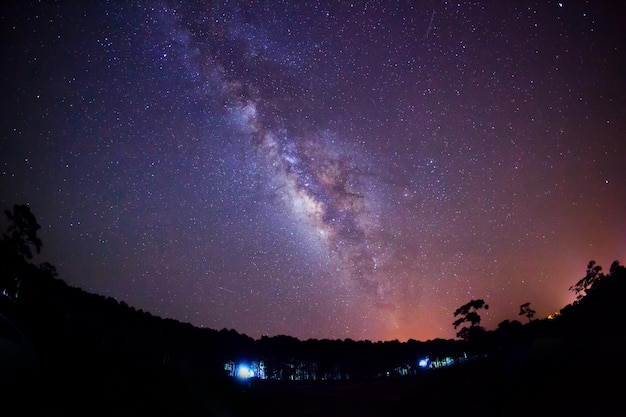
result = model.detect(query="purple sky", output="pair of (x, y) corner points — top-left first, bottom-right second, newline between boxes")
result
(2, 1), (625, 342)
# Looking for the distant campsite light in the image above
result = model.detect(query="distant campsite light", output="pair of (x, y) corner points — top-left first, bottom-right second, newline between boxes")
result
(236, 364), (254, 379)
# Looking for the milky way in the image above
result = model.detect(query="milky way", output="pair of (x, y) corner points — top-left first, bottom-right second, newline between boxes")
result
(1, 1), (625, 342)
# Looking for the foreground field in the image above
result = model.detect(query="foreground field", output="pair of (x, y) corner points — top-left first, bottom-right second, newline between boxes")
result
(4, 336), (624, 417)
(239, 349), (622, 417)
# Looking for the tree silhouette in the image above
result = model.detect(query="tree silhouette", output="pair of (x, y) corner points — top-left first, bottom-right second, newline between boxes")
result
(3, 203), (43, 260)
(609, 260), (624, 276)
(1, 204), (44, 299)
(452, 299), (489, 340)
(518, 302), (536, 323)
(569, 260), (604, 300)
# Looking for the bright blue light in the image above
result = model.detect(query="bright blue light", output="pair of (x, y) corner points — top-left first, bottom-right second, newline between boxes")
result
(418, 358), (429, 368)
(236, 364), (254, 379)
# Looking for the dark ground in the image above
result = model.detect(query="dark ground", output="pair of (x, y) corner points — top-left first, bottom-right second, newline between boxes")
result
(5, 336), (625, 417)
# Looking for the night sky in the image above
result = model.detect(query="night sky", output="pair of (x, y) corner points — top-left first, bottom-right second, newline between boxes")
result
(2, 1), (625, 342)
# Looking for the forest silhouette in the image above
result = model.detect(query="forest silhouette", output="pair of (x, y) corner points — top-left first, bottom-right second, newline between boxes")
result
(0, 204), (624, 416)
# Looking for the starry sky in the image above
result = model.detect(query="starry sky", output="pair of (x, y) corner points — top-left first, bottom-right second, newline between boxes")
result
(1, 1), (625, 342)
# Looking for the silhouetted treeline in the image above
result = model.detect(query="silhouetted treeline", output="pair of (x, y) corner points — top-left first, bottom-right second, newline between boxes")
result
(5, 266), (467, 381)
(5, 241), (625, 383)
(1, 204), (625, 416)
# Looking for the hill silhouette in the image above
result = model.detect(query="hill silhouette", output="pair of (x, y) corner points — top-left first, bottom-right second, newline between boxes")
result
(1, 204), (624, 416)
